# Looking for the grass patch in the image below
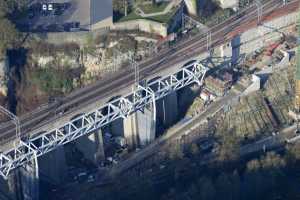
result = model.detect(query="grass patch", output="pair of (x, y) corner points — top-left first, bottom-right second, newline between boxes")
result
(118, 7), (176, 24)
(31, 67), (74, 94)
(138, 2), (168, 14)
(147, 10), (175, 23)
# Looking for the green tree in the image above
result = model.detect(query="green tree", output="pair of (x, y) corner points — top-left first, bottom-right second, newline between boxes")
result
(0, 0), (20, 57)
(113, 0), (129, 16)
(230, 170), (241, 200)
(198, 176), (216, 200)
(0, 17), (19, 57)
(216, 131), (240, 162)
(260, 152), (286, 170)
(285, 143), (300, 164)
(246, 159), (260, 171)
(215, 173), (232, 200)
(190, 143), (199, 156)
(168, 144), (184, 160)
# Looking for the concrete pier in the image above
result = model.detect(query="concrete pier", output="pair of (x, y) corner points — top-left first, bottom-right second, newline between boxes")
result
(38, 146), (67, 184)
(4, 164), (39, 200)
(184, 0), (198, 16)
(123, 105), (156, 148)
(0, 177), (11, 199)
(75, 129), (105, 165)
(19, 163), (39, 200)
(156, 92), (179, 129)
(110, 118), (124, 137)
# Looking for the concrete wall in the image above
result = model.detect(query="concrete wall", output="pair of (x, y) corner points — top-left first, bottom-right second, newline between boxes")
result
(34, 28), (110, 46)
(113, 19), (168, 37)
(242, 74), (261, 96)
(75, 129), (105, 165)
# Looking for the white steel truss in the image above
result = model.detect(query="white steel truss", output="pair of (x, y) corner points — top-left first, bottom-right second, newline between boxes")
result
(0, 61), (208, 179)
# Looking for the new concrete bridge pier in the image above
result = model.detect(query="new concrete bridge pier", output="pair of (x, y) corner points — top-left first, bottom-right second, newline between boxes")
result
(124, 104), (156, 148)
(38, 146), (67, 185)
(2, 159), (39, 200)
(6, 171), (23, 200)
(156, 92), (179, 132)
(216, 35), (242, 66)
(0, 176), (14, 199)
(108, 92), (178, 149)
(184, 0), (198, 16)
(75, 129), (105, 165)
(19, 164), (39, 200)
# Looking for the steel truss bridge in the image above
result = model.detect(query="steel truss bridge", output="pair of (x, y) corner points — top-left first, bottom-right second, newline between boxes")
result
(0, 61), (208, 179)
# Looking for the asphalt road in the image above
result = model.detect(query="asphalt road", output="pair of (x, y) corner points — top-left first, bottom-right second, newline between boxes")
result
(0, 0), (295, 148)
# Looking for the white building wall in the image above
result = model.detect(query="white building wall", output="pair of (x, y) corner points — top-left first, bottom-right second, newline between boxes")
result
(113, 19), (168, 37)
(218, 0), (238, 9)
(184, 0), (198, 16)
(242, 74), (261, 96)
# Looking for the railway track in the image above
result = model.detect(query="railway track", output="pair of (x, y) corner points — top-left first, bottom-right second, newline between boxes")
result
(0, 0), (296, 145)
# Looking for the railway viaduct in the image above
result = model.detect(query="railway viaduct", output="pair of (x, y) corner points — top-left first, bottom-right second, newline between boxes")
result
(0, 0), (299, 199)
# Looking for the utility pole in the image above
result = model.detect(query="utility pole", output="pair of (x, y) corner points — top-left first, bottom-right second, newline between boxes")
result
(206, 30), (212, 53)
(255, 0), (262, 24)
(0, 106), (20, 142)
(128, 52), (139, 88)
(113, 49), (139, 88)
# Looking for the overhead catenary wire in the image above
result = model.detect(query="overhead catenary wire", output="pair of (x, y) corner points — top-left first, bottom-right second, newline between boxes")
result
(0, 106), (20, 142)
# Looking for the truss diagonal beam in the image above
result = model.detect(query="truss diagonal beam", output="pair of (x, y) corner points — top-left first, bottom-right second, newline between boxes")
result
(0, 61), (208, 179)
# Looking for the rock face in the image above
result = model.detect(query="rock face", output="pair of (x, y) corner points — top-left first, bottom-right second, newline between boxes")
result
(0, 57), (8, 96)
(184, 0), (198, 16)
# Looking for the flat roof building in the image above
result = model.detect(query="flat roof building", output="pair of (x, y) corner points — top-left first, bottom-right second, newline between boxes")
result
(20, 0), (113, 32)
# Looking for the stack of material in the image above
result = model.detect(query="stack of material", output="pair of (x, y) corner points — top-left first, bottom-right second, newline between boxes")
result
(221, 92), (276, 139)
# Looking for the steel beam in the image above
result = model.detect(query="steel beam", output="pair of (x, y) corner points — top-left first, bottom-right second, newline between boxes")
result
(0, 61), (208, 179)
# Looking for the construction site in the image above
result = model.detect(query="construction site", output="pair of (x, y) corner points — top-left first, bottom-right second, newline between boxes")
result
(1, 0), (300, 199)
(45, 9), (300, 198)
